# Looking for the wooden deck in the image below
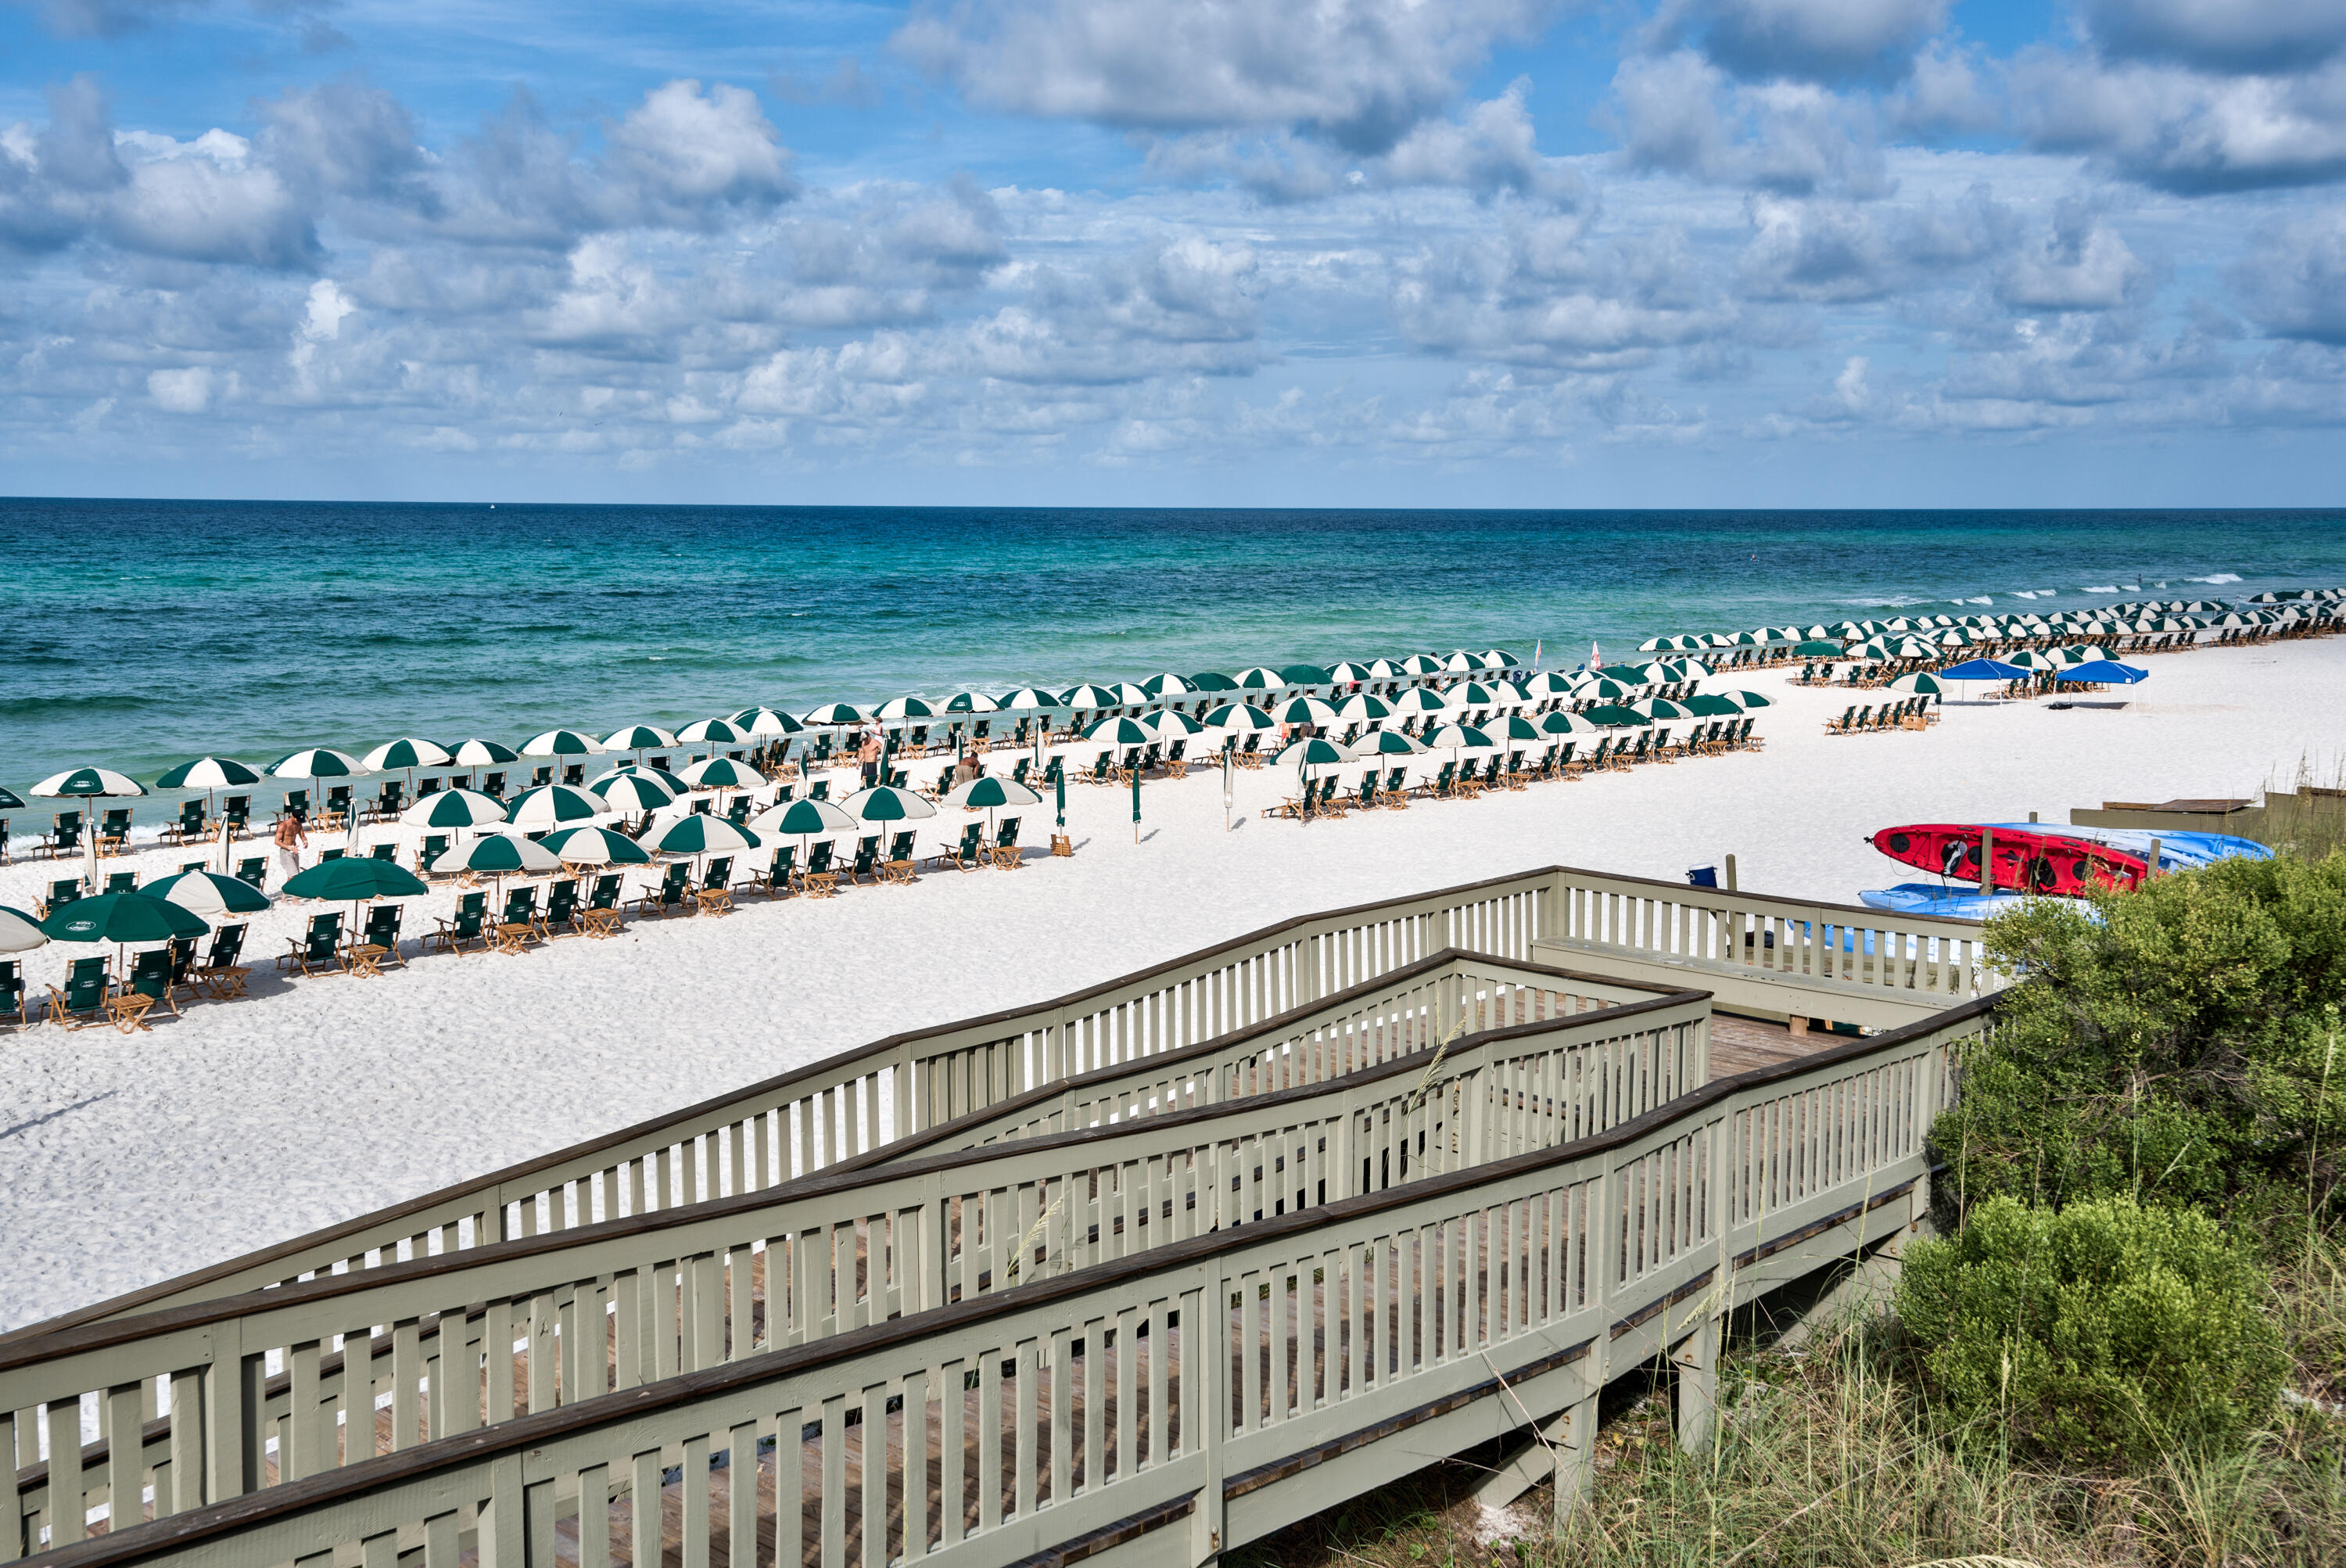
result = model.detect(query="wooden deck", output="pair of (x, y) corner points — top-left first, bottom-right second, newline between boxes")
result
(1708, 1014), (1831, 1079)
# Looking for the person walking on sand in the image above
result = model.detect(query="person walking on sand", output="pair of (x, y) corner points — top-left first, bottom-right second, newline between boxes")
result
(858, 728), (883, 788)
(954, 740), (981, 787)
(271, 809), (308, 885)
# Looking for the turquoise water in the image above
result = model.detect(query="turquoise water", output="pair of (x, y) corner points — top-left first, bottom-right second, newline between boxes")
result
(4, 501), (2342, 789)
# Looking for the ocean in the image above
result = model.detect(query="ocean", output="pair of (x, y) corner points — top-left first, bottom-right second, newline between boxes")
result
(5, 501), (2342, 791)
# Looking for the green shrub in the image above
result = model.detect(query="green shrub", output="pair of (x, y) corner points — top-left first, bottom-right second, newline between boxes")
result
(1933, 851), (2346, 1235)
(1896, 1194), (2287, 1464)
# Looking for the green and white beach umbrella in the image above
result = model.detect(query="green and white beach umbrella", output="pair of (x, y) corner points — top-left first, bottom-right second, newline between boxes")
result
(1540, 710), (1600, 734)
(520, 728), (604, 758)
(677, 716), (744, 745)
(1682, 693), (1742, 717)
(866, 697), (931, 725)
(1483, 649), (1522, 668)
(943, 775), (1044, 810)
(802, 702), (868, 726)
(1105, 682), (1152, 706)
(361, 737), (453, 773)
(33, 765), (147, 890)
(1324, 662), (1376, 685)
(40, 891), (208, 949)
(152, 755), (261, 869)
(1152, 709), (1208, 737)
(1389, 687), (1450, 714)
(1186, 671), (1239, 692)
(676, 756), (762, 791)
(839, 784), (938, 831)
(1629, 698), (1693, 720)
(1062, 684), (1122, 711)
(1140, 673), (1197, 697)
(1444, 682), (1507, 709)
(590, 770), (681, 813)
(402, 788), (509, 829)
(1082, 715), (1157, 746)
(730, 707), (806, 736)
(267, 749), (361, 780)
(0, 905), (47, 953)
(943, 692), (1001, 713)
(432, 834), (562, 877)
(1364, 658), (1408, 680)
(504, 784), (607, 827)
(604, 724), (680, 753)
(1231, 666), (1284, 691)
(449, 737), (521, 767)
(1273, 696), (1339, 726)
(1360, 727), (1428, 756)
(1497, 715), (1546, 741)
(1424, 723), (1494, 752)
(1571, 677), (1633, 701)
(995, 688), (1060, 712)
(1274, 735), (1354, 767)
(0, 786), (21, 810)
(653, 814), (762, 857)
(153, 755), (261, 791)
(1723, 690), (1774, 709)
(142, 868), (272, 917)
(751, 796), (855, 838)
(1335, 692), (1393, 722)
(1203, 702), (1278, 730)
(540, 825), (653, 867)
(1885, 672), (1945, 694)
(1522, 673), (1576, 697)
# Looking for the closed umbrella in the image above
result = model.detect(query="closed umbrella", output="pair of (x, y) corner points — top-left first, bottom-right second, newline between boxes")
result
(142, 868), (272, 917)
(504, 784), (607, 827)
(0, 906), (47, 954)
(32, 765), (146, 893)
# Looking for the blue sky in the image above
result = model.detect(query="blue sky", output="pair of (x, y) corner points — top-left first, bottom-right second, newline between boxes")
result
(2, 0), (2343, 505)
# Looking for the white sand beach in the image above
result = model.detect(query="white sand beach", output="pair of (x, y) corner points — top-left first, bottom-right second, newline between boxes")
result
(3, 634), (2341, 1333)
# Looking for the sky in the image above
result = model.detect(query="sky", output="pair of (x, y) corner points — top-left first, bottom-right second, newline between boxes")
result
(2, 0), (2344, 507)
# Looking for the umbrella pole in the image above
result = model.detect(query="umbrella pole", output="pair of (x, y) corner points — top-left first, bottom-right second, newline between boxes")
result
(81, 792), (99, 893)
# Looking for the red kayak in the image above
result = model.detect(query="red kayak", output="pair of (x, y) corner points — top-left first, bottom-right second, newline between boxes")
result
(1868, 823), (2147, 895)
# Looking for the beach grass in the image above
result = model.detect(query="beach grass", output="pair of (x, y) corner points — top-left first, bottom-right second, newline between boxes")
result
(1232, 1242), (2346, 1568)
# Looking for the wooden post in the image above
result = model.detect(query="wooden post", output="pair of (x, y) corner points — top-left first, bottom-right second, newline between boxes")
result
(1977, 826), (1993, 895)
(1723, 854), (1738, 892)
(1673, 1311), (1720, 1453)
(2147, 836), (2162, 879)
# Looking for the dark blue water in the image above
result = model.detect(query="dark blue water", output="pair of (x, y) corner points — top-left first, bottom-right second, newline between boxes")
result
(4, 501), (2339, 787)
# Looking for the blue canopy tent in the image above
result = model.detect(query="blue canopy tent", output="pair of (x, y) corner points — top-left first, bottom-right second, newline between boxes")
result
(2054, 659), (2149, 685)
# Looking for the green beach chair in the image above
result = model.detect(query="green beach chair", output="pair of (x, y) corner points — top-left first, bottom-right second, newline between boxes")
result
(103, 870), (136, 896)
(48, 956), (111, 1029)
(849, 836), (881, 884)
(934, 821), (983, 871)
(39, 877), (81, 918)
(990, 816), (1022, 867)
(235, 857), (267, 890)
(635, 863), (691, 918)
(165, 799), (207, 844)
(0, 960), (27, 1028)
(431, 892), (488, 953)
(279, 912), (344, 976)
(540, 879), (579, 936)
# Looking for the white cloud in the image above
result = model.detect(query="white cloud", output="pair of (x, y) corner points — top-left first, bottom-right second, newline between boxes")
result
(893, 0), (1544, 152)
(2230, 208), (2346, 343)
(1648, 0), (1951, 84)
(1611, 52), (1890, 196)
(2015, 51), (2346, 192)
(146, 364), (214, 411)
(2075, 0), (2346, 75)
